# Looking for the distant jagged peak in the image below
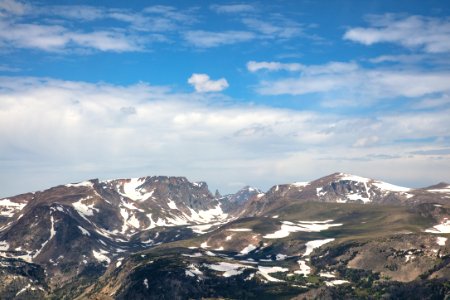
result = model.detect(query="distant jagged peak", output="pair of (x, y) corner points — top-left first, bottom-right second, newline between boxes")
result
(238, 185), (263, 194)
(222, 185), (264, 204)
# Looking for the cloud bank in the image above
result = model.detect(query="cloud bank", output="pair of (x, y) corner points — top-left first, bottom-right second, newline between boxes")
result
(0, 76), (449, 197)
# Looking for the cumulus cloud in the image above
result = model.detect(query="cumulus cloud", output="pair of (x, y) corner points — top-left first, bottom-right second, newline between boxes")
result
(188, 73), (229, 92)
(0, 76), (449, 197)
(344, 14), (450, 53)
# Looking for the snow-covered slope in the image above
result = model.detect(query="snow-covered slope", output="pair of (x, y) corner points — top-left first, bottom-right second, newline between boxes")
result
(0, 176), (230, 289)
(240, 173), (448, 217)
(314, 173), (413, 204)
(0, 172), (448, 296)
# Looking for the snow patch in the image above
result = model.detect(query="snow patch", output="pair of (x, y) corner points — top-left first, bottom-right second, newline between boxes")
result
(32, 216), (56, 259)
(437, 237), (447, 246)
(239, 244), (257, 255)
(66, 181), (93, 188)
(189, 222), (222, 234)
(205, 262), (253, 277)
(121, 201), (143, 211)
(428, 185), (450, 193)
(185, 264), (203, 277)
(372, 181), (411, 192)
(0, 241), (9, 251)
(182, 252), (203, 258)
(78, 226), (90, 236)
(258, 266), (288, 282)
(291, 181), (309, 188)
(304, 238), (335, 256)
(276, 254), (288, 260)
(263, 221), (342, 239)
(187, 204), (228, 223)
(143, 278), (149, 289)
(425, 219), (450, 234)
(227, 228), (252, 232)
(325, 280), (350, 286)
(319, 272), (336, 278)
(118, 178), (153, 201)
(0, 199), (26, 217)
(92, 249), (110, 264)
(294, 260), (311, 276)
(128, 214), (140, 228)
(73, 197), (98, 217)
(167, 199), (178, 210)
(338, 173), (370, 183)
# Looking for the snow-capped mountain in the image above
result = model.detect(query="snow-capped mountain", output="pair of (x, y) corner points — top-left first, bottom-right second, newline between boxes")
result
(241, 172), (448, 216)
(0, 176), (231, 293)
(0, 173), (449, 299)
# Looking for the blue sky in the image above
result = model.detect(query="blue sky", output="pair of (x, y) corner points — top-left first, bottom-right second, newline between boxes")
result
(1, 0), (450, 197)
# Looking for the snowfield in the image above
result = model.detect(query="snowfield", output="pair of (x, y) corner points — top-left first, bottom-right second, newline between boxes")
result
(263, 220), (342, 239)
(425, 219), (450, 234)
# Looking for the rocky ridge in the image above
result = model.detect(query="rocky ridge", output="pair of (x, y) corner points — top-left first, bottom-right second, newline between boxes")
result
(0, 173), (449, 299)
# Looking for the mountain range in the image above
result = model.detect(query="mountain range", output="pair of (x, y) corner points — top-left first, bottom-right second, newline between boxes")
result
(0, 172), (449, 299)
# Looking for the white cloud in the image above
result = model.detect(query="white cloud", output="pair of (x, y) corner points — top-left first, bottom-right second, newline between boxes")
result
(344, 14), (450, 53)
(0, 76), (449, 197)
(411, 94), (450, 109)
(0, 64), (20, 72)
(0, 0), (29, 15)
(188, 73), (229, 92)
(210, 4), (255, 14)
(69, 31), (144, 52)
(46, 5), (105, 21)
(368, 54), (425, 64)
(250, 60), (450, 100)
(247, 61), (359, 74)
(247, 61), (302, 72)
(353, 136), (380, 147)
(0, 20), (145, 52)
(184, 30), (255, 48)
(242, 18), (302, 39)
(0, 2), (195, 52)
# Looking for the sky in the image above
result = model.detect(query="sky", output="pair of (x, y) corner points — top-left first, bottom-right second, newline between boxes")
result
(1, 0), (450, 197)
